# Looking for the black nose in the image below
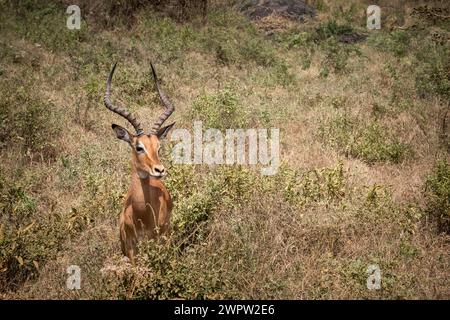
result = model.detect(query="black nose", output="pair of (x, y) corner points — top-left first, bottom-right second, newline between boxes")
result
(154, 165), (165, 174)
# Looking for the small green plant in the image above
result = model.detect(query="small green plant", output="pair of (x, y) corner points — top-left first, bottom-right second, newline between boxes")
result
(140, 15), (197, 63)
(314, 0), (328, 12)
(390, 30), (410, 57)
(283, 31), (314, 50)
(315, 20), (354, 41)
(272, 60), (295, 86)
(337, 3), (359, 25)
(371, 103), (387, 119)
(321, 38), (361, 74)
(368, 30), (410, 58)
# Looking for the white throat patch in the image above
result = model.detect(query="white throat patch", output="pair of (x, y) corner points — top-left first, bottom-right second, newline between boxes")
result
(137, 170), (149, 179)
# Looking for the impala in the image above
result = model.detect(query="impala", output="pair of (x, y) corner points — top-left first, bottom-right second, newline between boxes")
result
(104, 62), (175, 264)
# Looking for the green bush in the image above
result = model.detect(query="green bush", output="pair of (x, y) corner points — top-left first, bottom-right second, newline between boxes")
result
(320, 113), (411, 164)
(320, 38), (361, 75)
(367, 30), (410, 58)
(0, 170), (65, 292)
(171, 181), (217, 244)
(0, 81), (61, 160)
(201, 27), (240, 65)
(425, 160), (450, 233)
(167, 165), (256, 246)
(355, 123), (410, 164)
(315, 20), (354, 41)
(281, 162), (347, 205)
(128, 239), (226, 299)
(239, 37), (278, 67)
(415, 41), (450, 100)
(388, 30), (410, 57)
(189, 87), (249, 129)
(336, 3), (360, 25)
(282, 31), (314, 50)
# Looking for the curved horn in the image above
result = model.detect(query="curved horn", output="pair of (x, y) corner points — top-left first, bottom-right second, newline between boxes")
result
(150, 63), (174, 134)
(104, 63), (144, 136)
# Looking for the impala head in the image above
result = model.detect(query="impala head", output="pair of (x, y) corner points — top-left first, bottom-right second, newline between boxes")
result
(104, 62), (175, 179)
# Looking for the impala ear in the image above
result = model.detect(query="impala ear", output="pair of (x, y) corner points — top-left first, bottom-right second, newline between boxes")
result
(112, 124), (132, 144)
(156, 122), (175, 140)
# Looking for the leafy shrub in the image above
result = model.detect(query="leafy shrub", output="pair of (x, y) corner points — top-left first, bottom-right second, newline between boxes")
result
(320, 38), (361, 75)
(282, 31), (314, 50)
(0, 143), (124, 293)
(0, 81), (62, 160)
(425, 160), (450, 233)
(336, 3), (359, 25)
(189, 87), (249, 129)
(271, 60), (296, 86)
(281, 20), (360, 76)
(320, 113), (411, 164)
(415, 42), (450, 100)
(355, 123), (410, 164)
(171, 180), (218, 244)
(315, 20), (354, 41)
(314, 0), (328, 12)
(239, 37), (278, 67)
(128, 239), (226, 299)
(281, 162), (347, 205)
(367, 30), (410, 58)
(167, 165), (256, 246)
(0, 170), (65, 292)
(382, 30), (410, 57)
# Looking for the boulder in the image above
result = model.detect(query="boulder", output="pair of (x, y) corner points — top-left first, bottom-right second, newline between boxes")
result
(239, 0), (315, 22)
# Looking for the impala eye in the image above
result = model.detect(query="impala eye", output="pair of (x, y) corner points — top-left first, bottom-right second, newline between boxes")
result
(136, 146), (144, 153)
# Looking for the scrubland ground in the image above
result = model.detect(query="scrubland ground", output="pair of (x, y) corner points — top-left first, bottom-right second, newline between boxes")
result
(0, 0), (449, 299)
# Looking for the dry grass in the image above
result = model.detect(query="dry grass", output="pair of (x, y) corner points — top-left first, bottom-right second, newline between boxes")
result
(0, 0), (449, 299)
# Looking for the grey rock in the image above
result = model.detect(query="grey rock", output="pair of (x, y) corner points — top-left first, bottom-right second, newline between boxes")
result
(239, 0), (315, 21)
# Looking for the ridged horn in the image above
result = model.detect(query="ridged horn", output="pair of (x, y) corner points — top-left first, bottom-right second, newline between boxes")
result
(150, 63), (174, 134)
(104, 62), (144, 136)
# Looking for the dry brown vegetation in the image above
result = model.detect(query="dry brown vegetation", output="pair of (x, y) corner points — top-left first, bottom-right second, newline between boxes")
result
(0, 0), (449, 299)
